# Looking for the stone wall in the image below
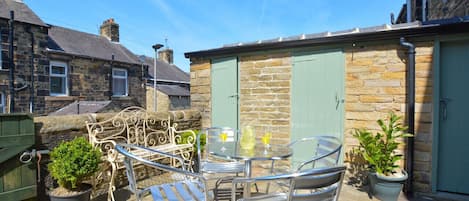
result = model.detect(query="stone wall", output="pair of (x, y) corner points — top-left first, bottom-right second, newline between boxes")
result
(238, 53), (292, 145)
(190, 58), (211, 128)
(343, 42), (434, 192)
(428, 0), (469, 21)
(42, 57), (146, 114)
(34, 109), (201, 199)
(146, 86), (170, 112)
(0, 19), (49, 114)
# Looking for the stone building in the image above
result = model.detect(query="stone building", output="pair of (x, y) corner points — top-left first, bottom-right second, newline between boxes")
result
(142, 48), (190, 112)
(185, 3), (469, 200)
(0, 0), (146, 115)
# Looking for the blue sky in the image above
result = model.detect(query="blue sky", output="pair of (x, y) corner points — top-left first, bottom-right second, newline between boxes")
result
(24, 0), (404, 72)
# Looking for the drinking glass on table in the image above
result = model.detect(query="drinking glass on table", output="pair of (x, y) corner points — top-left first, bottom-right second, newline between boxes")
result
(262, 130), (272, 154)
(219, 132), (228, 152)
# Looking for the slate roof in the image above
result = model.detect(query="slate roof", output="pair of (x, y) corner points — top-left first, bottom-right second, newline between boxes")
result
(0, 0), (47, 27)
(157, 84), (189, 96)
(141, 55), (190, 83)
(49, 101), (111, 116)
(48, 25), (141, 65)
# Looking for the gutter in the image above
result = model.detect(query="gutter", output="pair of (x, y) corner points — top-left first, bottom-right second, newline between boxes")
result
(46, 49), (142, 67)
(400, 37), (415, 195)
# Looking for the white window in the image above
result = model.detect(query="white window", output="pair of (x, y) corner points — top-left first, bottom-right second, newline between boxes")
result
(112, 68), (128, 96)
(49, 61), (68, 96)
(0, 92), (4, 113)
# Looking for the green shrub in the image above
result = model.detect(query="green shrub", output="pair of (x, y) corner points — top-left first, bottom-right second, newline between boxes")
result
(353, 112), (412, 176)
(48, 137), (101, 190)
(178, 130), (206, 152)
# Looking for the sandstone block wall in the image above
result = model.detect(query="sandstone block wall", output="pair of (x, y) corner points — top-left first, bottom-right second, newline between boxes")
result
(146, 86), (170, 112)
(238, 53), (292, 144)
(343, 42), (434, 192)
(190, 59), (211, 128)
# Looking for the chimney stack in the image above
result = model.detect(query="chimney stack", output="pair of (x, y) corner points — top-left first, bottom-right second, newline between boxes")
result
(100, 18), (119, 42)
(158, 48), (173, 64)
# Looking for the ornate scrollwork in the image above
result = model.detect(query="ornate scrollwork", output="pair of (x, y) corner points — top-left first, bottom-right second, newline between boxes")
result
(85, 106), (198, 201)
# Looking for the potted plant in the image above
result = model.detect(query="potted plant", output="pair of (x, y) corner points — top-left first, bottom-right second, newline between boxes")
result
(353, 112), (412, 201)
(48, 137), (101, 201)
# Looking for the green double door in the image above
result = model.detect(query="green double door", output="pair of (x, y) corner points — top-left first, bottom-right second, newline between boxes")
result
(291, 50), (345, 164)
(437, 41), (469, 194)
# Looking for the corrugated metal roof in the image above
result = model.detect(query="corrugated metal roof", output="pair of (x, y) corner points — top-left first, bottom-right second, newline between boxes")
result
(221, 22), (420, 48)
(48, 25), (141, 65)
(0, 0), (47, 27)
(185, 21), (469, 58)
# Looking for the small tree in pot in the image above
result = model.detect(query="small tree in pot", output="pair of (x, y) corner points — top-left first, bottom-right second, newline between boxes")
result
(48, 137), (101, 201)
(353, 112), (412, 201)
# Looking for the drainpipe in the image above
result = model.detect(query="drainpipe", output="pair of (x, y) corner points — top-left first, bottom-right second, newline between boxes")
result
(400, 37), (415, 194)
(152, 44), (163, 112)
(8, 11), (15, 113)
(109, 54), (114, 100)
(26, 26), (34, 113)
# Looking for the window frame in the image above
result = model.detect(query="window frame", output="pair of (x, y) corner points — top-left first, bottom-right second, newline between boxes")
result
(0, 91), (5, 113)
(49, 61), (69, 96)
(112, 68), (128, 97)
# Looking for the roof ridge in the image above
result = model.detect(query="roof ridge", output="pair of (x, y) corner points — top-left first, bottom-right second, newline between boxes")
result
(49, 24), (104, 40)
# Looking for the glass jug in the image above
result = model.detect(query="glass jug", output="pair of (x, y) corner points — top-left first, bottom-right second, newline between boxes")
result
(240, 125), (256, 150)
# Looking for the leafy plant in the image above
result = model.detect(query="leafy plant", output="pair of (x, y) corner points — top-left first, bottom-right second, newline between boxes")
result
(353, 112), (412, 176)
(48, 137), (102, 190)
(178, 130), (206, 152)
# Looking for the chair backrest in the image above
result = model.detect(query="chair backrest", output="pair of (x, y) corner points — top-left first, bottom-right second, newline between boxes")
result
(232, 166), (346, 201)
(289, 136), (342, 171)
(287, 166), (346, 201)
(197, 127), (237, 162)
(115, 144), (210, 201)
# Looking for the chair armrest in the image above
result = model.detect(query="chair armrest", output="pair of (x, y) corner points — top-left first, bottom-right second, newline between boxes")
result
(115, 143), (203, 180)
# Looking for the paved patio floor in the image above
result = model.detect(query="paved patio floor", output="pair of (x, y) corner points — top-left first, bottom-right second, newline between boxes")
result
(91, 172), (417, 201)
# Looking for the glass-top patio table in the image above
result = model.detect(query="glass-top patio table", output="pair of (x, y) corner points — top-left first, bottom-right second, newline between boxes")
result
(209, 142), (293, 197)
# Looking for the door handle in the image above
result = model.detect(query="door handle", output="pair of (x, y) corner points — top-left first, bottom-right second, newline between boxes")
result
(440, 98), (452, 120)
(335, 93), (344, 109)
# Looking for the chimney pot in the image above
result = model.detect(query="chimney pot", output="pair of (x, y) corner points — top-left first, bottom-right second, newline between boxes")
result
(100, 18), (119, 42)
(158, 49), (174, 64)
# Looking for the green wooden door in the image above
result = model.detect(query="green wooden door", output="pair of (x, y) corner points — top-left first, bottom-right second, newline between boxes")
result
(437, 41), (469, 194)
(291, 50), (344, 166)
(0, 114), (36, 200)
(211, 57), (239, 129)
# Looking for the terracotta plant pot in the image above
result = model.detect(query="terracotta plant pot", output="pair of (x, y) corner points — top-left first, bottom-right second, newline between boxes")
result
(369, 169), (408, 201)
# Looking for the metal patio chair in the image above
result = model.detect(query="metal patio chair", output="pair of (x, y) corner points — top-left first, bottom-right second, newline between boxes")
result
(272, 136), (342, 174)
(115, 143), (213, 201)
(232, 165), (346, 201)
(197, 127), (246, 200)
(197, 127), (245, 175)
